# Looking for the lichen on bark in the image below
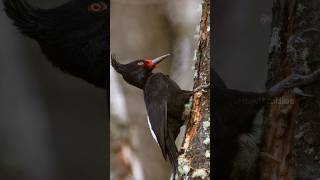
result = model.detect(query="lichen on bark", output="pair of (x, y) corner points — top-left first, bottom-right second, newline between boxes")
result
(177, 0), (210, 179)
(258, 0), (320, 179)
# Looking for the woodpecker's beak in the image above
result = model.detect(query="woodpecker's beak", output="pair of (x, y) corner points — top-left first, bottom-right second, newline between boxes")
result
(151, 54), (170, 65)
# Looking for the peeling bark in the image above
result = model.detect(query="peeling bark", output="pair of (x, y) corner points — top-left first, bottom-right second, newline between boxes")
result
(177, 0), (210, 179)
(258, 0), (320, 179)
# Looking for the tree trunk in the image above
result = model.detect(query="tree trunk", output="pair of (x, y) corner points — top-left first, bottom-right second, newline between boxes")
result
(177, 0), (210, 179)
(259, 0), (320, 179)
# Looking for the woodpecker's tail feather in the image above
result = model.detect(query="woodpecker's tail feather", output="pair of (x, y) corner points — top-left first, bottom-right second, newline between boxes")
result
(166, 135), (179, 178)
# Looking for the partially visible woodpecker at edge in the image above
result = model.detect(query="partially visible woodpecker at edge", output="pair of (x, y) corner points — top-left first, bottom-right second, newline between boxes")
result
(212, 55), (320, 179)
(3, 0), (108, 88)
(111, 54), (193, 176)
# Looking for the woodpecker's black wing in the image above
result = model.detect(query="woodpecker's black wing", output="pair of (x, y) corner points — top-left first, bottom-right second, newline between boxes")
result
(212, 69), (227, 89)
(143, 73), (169, 159)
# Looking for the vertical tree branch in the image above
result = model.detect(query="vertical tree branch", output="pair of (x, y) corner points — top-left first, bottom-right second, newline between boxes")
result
(259, 0), (320, 179)
(177, 0), (210, 179)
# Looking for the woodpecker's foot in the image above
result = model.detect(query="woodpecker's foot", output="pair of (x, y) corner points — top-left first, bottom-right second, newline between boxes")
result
(267, 69), (320, 98)
(193, 83), (210, 93)
(293, 87), (314, 97)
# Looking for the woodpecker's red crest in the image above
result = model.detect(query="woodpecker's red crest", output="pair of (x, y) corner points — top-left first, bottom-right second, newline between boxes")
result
(143, 59), (155, 69)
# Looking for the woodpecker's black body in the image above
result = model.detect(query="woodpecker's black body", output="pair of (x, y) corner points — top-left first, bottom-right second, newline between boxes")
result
(144, 73), (192, 171)
(212, 66), (320, 180)
(212, 69), (267, 180)
(3, 0), (108, 88)
(111, 54), (192, 174)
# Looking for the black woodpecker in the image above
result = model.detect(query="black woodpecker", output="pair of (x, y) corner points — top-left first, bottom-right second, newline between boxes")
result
(212, 69), (267, 180)
(111, 54), (193, 175)
(3, 0), (108, 88)
(212, 66), (320, 180)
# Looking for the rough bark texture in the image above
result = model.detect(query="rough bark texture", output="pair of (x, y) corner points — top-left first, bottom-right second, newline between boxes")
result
(259, 0), (320, 179)
(177, 0), (210, 179)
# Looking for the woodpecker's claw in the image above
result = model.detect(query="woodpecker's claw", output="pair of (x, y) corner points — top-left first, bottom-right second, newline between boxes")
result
(193, 83), (210, 93)
(293, 87), (314, 98)
(267, 69), (320, 98)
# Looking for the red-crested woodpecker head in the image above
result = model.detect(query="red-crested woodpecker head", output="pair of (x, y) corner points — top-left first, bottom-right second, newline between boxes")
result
(111, 53), (170, 89)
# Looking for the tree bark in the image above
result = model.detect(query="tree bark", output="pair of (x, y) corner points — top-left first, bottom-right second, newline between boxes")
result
(177, 0), (210, 179)
(259, 0), (320, 179)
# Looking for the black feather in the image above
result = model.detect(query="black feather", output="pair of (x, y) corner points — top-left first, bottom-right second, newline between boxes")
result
(144, 74), (169, 159)
(212, 69), (266, 180)
(3, 0), (108, 88)
(144, 73), (189, 175)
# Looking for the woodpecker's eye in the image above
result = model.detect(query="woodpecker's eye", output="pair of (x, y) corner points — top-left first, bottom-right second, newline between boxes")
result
(88, 2), (107, 12)
(137, 62), (144, 66)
